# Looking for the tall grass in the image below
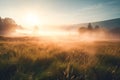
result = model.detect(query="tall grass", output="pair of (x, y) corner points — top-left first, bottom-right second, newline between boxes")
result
(0, 38), (120, 80)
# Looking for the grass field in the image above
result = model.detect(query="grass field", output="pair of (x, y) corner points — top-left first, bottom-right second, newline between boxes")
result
(0, 37), (120, 80)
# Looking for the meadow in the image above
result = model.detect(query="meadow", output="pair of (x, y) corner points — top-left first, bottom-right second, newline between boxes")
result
(0, 36), (120, 80)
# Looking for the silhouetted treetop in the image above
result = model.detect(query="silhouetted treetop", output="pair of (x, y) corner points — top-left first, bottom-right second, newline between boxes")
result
(78, 26), (87, 33)
(95, 25), (100, 30)
(88, 23), (93, 30)
(78, 23), (102, 34)
(0, 17), (19, 35)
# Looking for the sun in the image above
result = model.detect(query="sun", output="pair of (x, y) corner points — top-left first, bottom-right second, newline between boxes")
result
(24, 13), (40, 27)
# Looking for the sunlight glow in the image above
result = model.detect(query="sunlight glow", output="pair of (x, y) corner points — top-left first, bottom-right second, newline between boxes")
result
(24, 13), (41, 27)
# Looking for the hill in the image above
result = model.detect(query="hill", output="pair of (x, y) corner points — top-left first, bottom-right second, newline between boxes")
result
(92, 18), (120, 29)
(64, 18), (120, 30)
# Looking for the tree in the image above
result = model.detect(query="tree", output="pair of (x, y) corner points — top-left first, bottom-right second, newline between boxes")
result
(88, 23), (93, 30)
(0, 17), (19, 35)
(95, 25), (100, 30)
(33, 26), (39, 36)
(78, 27), (87, 33)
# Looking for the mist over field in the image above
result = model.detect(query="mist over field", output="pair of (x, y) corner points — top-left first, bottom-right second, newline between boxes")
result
(0, 19), (120, 80)
(0, 0), (120, 80)
(1, 17), (120, 43)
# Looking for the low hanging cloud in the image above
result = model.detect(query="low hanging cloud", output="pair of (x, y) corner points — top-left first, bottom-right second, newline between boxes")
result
(0, 17), (20, 35)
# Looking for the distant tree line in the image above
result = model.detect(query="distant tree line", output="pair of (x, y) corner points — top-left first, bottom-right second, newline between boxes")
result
(78, 23), (101, 33)
(0, 17), (20, 35)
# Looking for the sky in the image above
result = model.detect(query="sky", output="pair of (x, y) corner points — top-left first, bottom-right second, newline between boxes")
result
(0, 0), (120, 27)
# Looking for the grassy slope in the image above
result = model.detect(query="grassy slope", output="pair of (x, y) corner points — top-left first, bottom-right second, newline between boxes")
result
(0, 37), (120, 80)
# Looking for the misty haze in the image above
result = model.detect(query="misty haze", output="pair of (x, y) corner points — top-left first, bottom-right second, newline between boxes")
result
(0, 0), (120, 80)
